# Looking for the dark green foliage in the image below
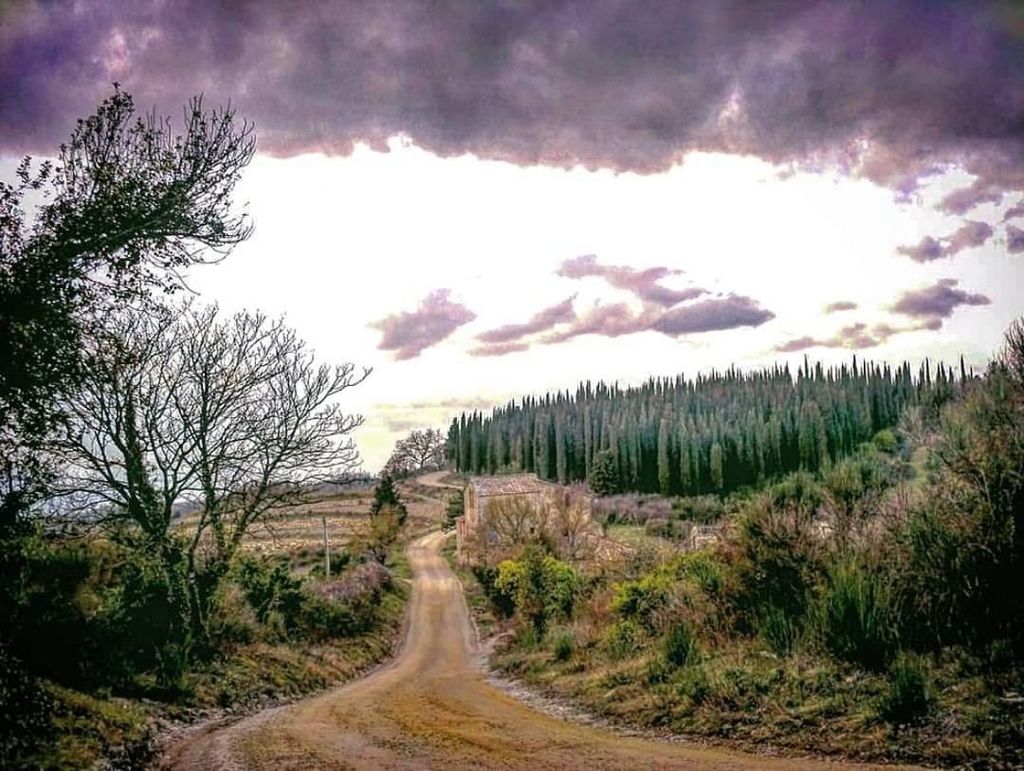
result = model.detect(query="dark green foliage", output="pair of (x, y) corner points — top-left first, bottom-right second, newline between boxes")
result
(552, 630), (575, 661)
(894, 324), (1024, 653)
(371, 474), (408, 525)
(877, 655), (931, 724)
(0, 644), (54, 765)
(495, 545), (579, 636)
(442, 491), (464, 533)
(759, 605), (801, 656)
(817, 561), (894, 670)
(663, 623), (698, 668)
(673, 494), (724, 524)
(235, 556), (305, 628)
(734, 494), (822, 629)
(589, 449), (620, 495)
(448, 357), (951, 496)
(605, 619), (640, 659)
(472, 565), (516, 618)
(0, 88), (255, 525)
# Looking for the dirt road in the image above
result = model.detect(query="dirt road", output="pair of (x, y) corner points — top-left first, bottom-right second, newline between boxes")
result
(160, 476), (912, 770)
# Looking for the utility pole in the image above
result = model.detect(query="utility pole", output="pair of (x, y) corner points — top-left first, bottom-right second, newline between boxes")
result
(322, 514), (331, 578)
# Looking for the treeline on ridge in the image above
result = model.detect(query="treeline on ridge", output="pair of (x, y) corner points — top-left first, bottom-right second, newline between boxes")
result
(447, 358), (964, 494)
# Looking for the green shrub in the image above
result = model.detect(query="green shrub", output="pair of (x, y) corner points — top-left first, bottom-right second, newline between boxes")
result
(872, 429), (897, 453)
(646, 655), (672, 683)
(877, 655), (931, 724)
(552, 630), (575, 662)
(732, 494), (823, 632)
(605, 619), (640, 659)
(297, 593), (349, 640)
(472, 565), (516, 618)
(818, 561), (894, 670)
(235, 556), (304, 629)
(669, 551), (724, 594)
(495, 546), (579, 635)
(611, 573), (671, 632)
(663, 623), (698, 668)
(676, 664), (711, 704)
(759, 604), (801, 656)
(308, 548), (351, 578)
(0, 644), (54, 766)
(673, 495), (724, 524)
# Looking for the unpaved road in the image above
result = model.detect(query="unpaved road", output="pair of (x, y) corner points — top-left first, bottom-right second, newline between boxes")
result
(159, 476), (914, 770)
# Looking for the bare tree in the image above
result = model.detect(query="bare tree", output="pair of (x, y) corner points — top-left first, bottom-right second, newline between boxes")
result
(383, 428), (445, 477)
(52, 302), (369, 642)
(1, 87), (256, 525)
(486, 495), (549, 546)
(549, 488), (595, 561)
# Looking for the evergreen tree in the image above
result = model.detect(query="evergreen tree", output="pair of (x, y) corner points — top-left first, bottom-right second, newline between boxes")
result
(447, 355), (950, 496)
(657, 417), (672, 495)
(371, 473), (408, 525)
(589, 449), (620, 496)
(710, 441), (724, 492)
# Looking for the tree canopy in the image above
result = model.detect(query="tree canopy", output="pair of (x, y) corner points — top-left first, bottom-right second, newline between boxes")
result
(447, 358), (962, 496)
(0, 87), (256, 524)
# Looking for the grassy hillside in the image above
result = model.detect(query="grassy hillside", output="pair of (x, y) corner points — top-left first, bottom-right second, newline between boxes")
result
(455, 323), (1024, 768)
(1, 484), (428, 769)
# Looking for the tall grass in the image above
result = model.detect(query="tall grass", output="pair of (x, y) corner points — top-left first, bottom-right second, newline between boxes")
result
(817, 560), (894, 670)
(877, 654), (931, 724)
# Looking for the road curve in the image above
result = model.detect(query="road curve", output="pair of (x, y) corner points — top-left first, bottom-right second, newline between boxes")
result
(159, 493), (912, 769)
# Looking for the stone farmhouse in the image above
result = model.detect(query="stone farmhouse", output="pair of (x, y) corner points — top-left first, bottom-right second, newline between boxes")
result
(456, 474), (593, 565)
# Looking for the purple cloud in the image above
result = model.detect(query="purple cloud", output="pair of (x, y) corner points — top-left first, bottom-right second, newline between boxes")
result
(372, 289), (475, 360)
(652, 295), (775, 335)
(939, 182), (1004, 216)
(897, 220), (994, 262)
(476, 297), (576, 344)
(471, 341), (530, 358)
(1007, 224), (1024, 254)
(540, 294), (774, 346)
(775, 322), (915, 352)
(4, 2), (1024, 205)
(824, 300), (858, 313)
(776, 336), (819, 353)
(557, 255), (704, 307)
(1003, 202), (1024, 222)
(890, 279), (991, 322)
(897, 236), (945, 263)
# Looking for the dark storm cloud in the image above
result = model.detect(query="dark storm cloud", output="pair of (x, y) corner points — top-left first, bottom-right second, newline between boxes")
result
(824, 300), (858, 313)
(557, 255), (705, 306)
(4, 1), (1024, 208)
(1007, 223), (1024, 253)
(897, 221), (994, 262)
(890, 279), (991, 321)
(371, 289), (475, 360)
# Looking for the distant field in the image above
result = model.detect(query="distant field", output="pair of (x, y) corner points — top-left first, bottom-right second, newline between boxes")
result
(174, 480), (445, 572)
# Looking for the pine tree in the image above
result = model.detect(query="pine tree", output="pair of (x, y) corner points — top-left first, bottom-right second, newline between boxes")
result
(657, 417), (672, 495)
(709, 441), (724, 492)
(371, 473), (408, 525)
(589, 449), (620, 496)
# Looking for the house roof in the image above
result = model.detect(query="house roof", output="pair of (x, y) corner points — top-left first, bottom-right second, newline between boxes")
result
(469, 474), (555, 497)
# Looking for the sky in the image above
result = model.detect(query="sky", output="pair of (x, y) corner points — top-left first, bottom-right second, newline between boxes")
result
(2, 0), (1023, 470)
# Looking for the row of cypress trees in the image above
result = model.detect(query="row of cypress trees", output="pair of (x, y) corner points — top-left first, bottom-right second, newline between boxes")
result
(447, 357), (965, 496)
